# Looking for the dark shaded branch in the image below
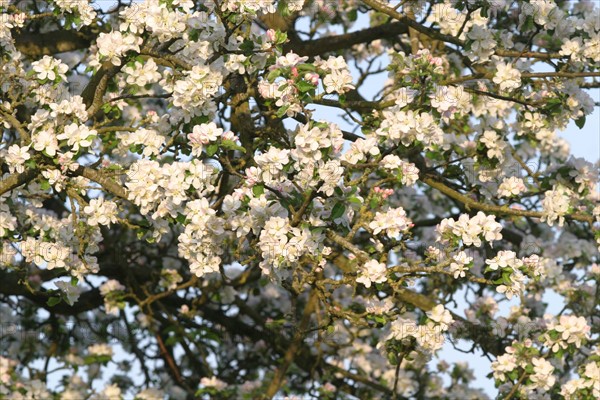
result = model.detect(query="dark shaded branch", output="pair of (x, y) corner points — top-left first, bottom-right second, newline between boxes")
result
(0, 169), (39, 196)
(13, 28), (99, 57)
(72, 166), (128, 199)
(287, 21), (408, 56)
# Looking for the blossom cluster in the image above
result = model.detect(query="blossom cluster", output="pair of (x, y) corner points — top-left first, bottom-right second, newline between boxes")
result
(384, 305), (454, 353)
(436, 212), (503, 248)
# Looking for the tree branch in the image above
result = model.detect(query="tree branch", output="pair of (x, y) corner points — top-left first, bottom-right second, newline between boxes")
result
(421, 175), (593, 224)
(287, 21), (408, 56)
(0, 169), (38, 196)
(13, 28), (100, 57)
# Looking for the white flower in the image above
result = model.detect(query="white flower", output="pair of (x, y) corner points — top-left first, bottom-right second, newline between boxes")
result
(582, 362), (600, 398)
(561, 378), (586, 399)
(437, 212), (502, 247)
(56, 123), (97, 152)
(255, 147), (291, 183)
(492, 353), (517, 381)
(340, 136), (380, 164)
(356, 260), (387, 288)
(449, 251), (472, 278)
(496, 270), (525, 300)
(377, 110), (444, 149)
(31, 55), (68, 82)
(31, 130), (58, 157)
(94, 384), (121, 400)
(479, 130), (506, 161)
(123, 58), (161, 86)
(560, 38), (583, 60)
(485, 250), (520, 271)
(427, 304), (454, 330)
(99, 279), (125, 296)
(275, 51), (308, 68)
(323, 70), (355, 94)
(88, 343), (113, 357)
(135, 388), (164, 400)
(541, 185), (572, 227)
(54, 281), (82, 305)
(551, 315), (590, 348)
(318, 160), (344, 196)
(118, 128), (165, 157)
(427, 3), (467, 37)
(37, 241), (70, 270)
(0, 211), (17, 237)
(393, 87), (418, 107)
(380, 155), (419, 185)
(188, 122), (223, 156)
(4, 144), (30, 173)
(364, 297), (394, 314)
(529, 357), (555, 391)
(369, 208), (412, 238)
(83, 198), (119, 226)
(466, 25), (496, 62)
(96, 31), (142, 66)
(200, 376), (227, 390)
(429, 85), (470, 117)
(224, 54), (247, 74)
(55, 0), (97, 26)
(493, 62), (521, 92)
(498, 176), (526, 197)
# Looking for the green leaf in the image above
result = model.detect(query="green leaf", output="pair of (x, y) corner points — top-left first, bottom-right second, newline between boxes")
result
(347, 8), (358, 21)
(129, 144), (142, 154)
(348, 196), (362, 205)
(276, 105), (290, 118)
(221, 139), (246, 153)
(266, 69), (281, 82)
(330, 202), (346, 220)
(297, 63), (316, 73)
(481, 4), (490, 18)
(191, 115), (210, 125)
(252, 185), (265, 197)
(296, 80), (316, 93)
(445, 165), (462, 178)
(369, 197), (379, 209)
(240, 39), (255, 54)
(206, 143), (219, 156)
(575, 116), (586, 129)
(275, 31), (288, 45)
(47, 297), (62, 307)
(523, 15), (536, 31)
(165, 334), (178, 346)
(176, 213), (187, 224)
(25, 158), (37, 169)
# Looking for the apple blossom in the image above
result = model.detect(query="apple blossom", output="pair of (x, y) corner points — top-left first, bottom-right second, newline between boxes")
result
(0, 1), (598, 399)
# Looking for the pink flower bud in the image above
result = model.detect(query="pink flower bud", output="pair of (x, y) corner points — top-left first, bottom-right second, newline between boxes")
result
(222, 130), (236, 141)
(304, 72), (319, 85)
